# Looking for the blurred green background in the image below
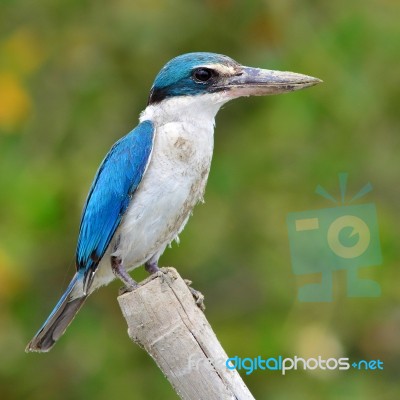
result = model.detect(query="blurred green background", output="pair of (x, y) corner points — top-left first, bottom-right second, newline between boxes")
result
(1, 0), (399, 399)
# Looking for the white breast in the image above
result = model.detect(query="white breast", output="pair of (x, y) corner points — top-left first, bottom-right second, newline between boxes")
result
(115, 117), (214, 264)
(90, 93), (228, 291)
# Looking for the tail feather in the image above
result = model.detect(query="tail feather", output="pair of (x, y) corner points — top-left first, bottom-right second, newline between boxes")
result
(26, 274), (87, 353)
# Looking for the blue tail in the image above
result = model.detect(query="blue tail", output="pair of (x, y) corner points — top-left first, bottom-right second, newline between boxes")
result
(26, 274), (87, 352)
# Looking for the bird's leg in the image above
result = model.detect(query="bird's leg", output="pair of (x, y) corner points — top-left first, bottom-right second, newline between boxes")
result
(111, 256), (138, 291)
(145, 260), (161, 275)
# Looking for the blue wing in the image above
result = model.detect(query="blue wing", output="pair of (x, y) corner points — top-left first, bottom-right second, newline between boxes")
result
(76, 120), (154, 292)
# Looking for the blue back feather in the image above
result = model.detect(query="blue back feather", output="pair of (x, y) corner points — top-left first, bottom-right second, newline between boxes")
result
(76, 120), (154, 285)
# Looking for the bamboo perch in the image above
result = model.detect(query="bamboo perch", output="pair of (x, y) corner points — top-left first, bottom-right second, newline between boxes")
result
(117, 267), (255, 400)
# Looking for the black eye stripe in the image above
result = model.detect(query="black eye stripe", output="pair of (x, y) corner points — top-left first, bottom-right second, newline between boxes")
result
(192, 68), (216, 83)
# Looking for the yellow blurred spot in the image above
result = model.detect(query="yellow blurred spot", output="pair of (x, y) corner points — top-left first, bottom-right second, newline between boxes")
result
(2, 28), (45, 75)
(296, 324), (344, 359)
(293, 324), (344, 379)
(0, 247), (25, 301)
(0, 72), (31, 131)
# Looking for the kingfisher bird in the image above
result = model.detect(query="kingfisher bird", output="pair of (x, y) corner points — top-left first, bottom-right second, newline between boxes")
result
(26, 52), (321, 352)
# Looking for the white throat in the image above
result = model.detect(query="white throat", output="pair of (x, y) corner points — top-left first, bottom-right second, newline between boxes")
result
(139, 92), (230, 126)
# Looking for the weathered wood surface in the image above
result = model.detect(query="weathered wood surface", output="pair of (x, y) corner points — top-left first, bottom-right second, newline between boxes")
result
(118, 267), (255, 400)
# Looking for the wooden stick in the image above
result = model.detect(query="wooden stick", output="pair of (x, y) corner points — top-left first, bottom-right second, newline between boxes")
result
(117, 267), (255, 400)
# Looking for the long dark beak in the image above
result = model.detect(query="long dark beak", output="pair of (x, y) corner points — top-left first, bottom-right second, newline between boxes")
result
(222, 66), (322, 98)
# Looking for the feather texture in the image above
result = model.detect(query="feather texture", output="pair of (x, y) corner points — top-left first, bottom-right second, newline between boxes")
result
(76, 120), (154, 292)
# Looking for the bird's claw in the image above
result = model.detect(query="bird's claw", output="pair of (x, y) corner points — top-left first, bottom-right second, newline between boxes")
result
(154, 268), (168, 284)
(118, 283), (139, 296)
(184, 279), (205, 311)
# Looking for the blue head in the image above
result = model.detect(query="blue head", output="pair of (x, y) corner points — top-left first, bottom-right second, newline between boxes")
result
(148, 52), (321, 105)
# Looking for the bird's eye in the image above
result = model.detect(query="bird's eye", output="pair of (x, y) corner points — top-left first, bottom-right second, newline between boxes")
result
(192, 68), (215, 83)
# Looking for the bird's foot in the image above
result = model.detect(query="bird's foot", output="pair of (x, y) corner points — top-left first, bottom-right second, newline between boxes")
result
(118, 285), (135, 296)
(111, 256), (138, 294)
(184, 279), (205, 311)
